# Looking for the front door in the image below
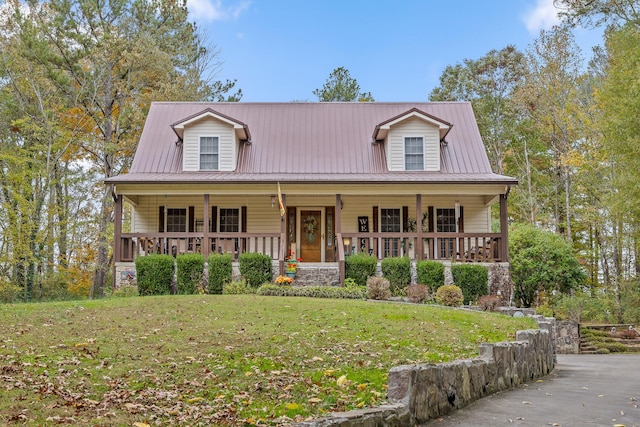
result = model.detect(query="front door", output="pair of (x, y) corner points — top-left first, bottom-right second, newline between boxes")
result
(300, 210), (322, 262)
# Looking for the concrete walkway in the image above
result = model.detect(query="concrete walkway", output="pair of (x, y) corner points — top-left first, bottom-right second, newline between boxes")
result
(427, 354), (640, 427)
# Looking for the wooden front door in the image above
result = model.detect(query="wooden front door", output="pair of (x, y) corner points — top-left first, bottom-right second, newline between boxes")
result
(300, 210), (322, 262)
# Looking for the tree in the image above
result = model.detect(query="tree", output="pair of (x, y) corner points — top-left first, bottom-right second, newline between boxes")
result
(555, 0), (640, 29)
(510, 223), (586, 307)
(313, 67), (374, 102)
(429, 45), (526, 175)
(513, 25), (586, 240)
(2, 0), (240, 299)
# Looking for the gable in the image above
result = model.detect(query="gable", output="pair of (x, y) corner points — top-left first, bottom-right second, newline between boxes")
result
(385, 116), (442, 172)
(181, 116), (238, 172)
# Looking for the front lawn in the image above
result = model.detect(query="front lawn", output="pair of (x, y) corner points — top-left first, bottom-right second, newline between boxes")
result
(0, 295), (536, 425)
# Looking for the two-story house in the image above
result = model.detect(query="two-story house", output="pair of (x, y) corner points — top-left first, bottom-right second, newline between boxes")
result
(106, 102), (517, 287)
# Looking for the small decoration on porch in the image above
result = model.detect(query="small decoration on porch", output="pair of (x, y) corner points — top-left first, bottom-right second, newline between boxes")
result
(275, 275), (294, 285)
(286, 252), (301, 277)
(303, 215), (318, 243)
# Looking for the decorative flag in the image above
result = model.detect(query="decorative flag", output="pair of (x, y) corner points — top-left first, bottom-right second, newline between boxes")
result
(277, 182), (285, 217)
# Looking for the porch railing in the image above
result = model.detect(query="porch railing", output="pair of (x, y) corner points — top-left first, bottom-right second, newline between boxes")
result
(340, 232), (504, 263)
(117, 232), (282, 262)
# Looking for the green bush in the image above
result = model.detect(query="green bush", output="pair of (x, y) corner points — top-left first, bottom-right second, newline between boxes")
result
(416, 260), (445, 291)
(239, 253), (272, 288)
(345, 253), (377, 287)
(451, 264), (488, 304)
(552, 293), (616, 323)
(135, 254), (174, 296)
(510, 223), (586, 307)
(257, 284), (366, 299)
(32, 273), (74, 301)
(406, 284), (429, 304)
(366, 276), (391, 300)
(223, 280), (249, 295)
(435, 284), (464, 307)
(381, 256), (411, 293)
(0, 278), (22, 303)
(208, 253), (233, 295)
(176, 253), (205, 294)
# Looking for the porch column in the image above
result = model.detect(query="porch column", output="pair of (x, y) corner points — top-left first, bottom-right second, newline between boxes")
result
(336, 194), (344, 285)
(203, 194), (210, 258)
(416, 194), (423, 261)
(114, 193), (123, 263)
(279, 194), (286, 275)
(500, 193), (509, 262)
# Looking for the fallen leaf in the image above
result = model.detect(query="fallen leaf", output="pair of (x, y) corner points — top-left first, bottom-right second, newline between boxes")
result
(285, 403), (299, 410)
(308, 398), (322, 404)
(357, 383), (367, 391)
(186, 397), (202, 404)
(336, 375), (348, 387)
(133, 422), (150, 427)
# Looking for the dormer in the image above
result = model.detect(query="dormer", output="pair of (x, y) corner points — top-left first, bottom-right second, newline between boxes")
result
(171, 108), (251, 172)
(372, 108), (452, 172)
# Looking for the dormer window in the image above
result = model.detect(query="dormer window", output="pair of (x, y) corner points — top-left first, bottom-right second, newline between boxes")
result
(200, 136), (219, 170)
(404, 136), (424, 170)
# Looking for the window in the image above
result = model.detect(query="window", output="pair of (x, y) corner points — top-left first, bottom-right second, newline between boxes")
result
(437, 208), (456, 258)
(219, 208), (239, 232)
(436, 208), (456, 232)
(381, 208), (401, 232)
(167, 208), (187, 232)
(200, 136), (219, 170)
(381, 208), (400, 257)
(404, 137), (424, 171)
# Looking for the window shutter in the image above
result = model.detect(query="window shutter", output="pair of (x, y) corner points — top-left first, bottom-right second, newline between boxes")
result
(188, 206), (195, 232)
(428, 206), (434, 232)
(241, 206), (247, 233)
(210, 206), (217, 232)
(458, 206), (464, 232)
(402, 206), (409, 232)
(373, 206), (379, 233)
(158, 206), (165, 232)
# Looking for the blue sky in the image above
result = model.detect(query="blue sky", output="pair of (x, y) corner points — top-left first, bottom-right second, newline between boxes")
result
(188, 0), (603, 102)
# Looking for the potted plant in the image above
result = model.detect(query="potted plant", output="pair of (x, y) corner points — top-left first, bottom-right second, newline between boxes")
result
(285, 252), (301, 277)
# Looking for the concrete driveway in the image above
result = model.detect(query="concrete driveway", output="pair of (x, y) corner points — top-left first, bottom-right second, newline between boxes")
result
(427, 354), (640, 427)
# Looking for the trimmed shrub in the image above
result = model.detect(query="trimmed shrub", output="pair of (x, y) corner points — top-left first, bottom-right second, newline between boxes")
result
(478, 294), (501, 311)
(367, 276), (391, 300)
(238, 253), (272, 288)
(135, 254), (174, 296)
(381, 256), (411, 293)
(208, 253), (232, 295)
(406, 284), (429, 304)
(416, 260), (445, 292)
(223, 280), (249, 295)
(345, 253), (377, 287)
(451, 264), (488, 304)
(435, 284), (464, 307)
(257, 284), (366, 299)
(176, 253), (205, 294)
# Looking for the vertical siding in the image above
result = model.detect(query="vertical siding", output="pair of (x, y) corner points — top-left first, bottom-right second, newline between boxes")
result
(386, 117), (440, 171)
(182, 118), (236, 171)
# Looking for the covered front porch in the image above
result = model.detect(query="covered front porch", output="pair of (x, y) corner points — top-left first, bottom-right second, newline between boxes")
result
(113, 188), (511, 285)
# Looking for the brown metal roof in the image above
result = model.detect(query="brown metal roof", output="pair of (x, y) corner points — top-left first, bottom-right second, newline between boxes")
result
(107, 102), (517, 185)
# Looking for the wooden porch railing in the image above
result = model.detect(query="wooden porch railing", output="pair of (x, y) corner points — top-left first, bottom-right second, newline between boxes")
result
(117, 232), (282, 262)
(340, 232), (505, 263)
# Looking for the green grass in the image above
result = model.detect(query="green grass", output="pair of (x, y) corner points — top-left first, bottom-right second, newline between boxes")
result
(0, 295), (536, 426)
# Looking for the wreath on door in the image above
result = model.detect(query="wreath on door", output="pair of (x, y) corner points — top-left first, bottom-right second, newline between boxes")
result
(304, 215), (318, 244)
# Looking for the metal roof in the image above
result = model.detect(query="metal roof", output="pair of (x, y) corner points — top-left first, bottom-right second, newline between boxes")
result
(107, 102), (517, 185)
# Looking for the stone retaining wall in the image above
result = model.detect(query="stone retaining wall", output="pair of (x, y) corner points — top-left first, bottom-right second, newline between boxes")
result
(555, 320), (580, 354)
(296, 317), (555, 427)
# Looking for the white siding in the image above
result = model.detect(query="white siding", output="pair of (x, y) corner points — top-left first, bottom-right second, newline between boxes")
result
(182, 118), (236, 171)
(386, 117), (440, 172)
